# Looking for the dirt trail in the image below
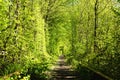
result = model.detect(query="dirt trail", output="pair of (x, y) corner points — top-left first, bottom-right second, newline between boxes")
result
(51, 55), (81, 80)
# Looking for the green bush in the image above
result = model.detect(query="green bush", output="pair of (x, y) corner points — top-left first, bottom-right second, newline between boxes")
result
(27, 62), (49, 80)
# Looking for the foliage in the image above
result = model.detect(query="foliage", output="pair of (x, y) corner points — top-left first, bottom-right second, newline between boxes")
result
(0, 0), (120, 80)
(0, 0), (51, 79)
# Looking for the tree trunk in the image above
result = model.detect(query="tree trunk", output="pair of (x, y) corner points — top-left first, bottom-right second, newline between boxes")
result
(94, 0), (98, 53)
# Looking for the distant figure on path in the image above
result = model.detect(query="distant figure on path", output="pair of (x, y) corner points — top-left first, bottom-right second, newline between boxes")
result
(59, 54), (65, 59)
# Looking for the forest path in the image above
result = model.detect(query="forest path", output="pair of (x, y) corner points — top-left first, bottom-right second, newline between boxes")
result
(50, 55), (81, 80)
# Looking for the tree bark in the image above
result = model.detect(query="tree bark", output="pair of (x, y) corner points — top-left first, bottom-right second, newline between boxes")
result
(94, 0), (98, 53)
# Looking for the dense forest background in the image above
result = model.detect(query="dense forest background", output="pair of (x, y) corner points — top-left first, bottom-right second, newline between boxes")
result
(0, 0), (120, 80)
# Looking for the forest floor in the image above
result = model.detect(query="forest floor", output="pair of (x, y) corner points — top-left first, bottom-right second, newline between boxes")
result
(50, 55), (81, 80)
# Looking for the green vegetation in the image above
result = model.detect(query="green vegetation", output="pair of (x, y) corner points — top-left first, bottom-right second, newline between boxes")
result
(0, 0), (120, 80)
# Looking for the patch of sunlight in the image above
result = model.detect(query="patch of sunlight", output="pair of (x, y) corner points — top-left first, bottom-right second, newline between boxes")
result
(44, 52), (50, 58)
(50, 65), (56, 70)
(20, 75), (30, 80)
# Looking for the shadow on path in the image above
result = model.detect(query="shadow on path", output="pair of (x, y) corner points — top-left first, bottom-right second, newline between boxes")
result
(50, 55), (81, 80)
